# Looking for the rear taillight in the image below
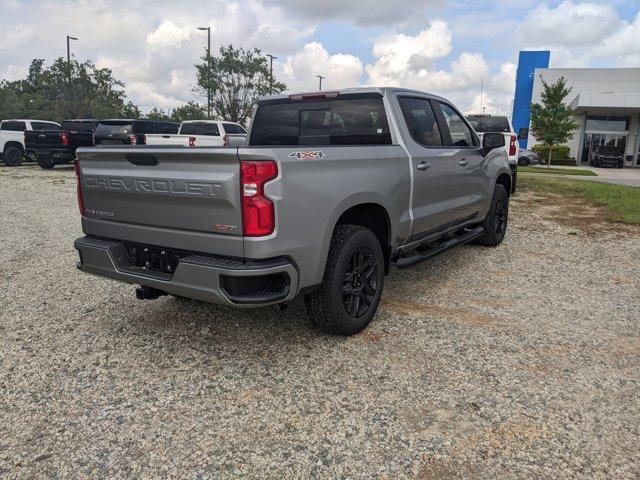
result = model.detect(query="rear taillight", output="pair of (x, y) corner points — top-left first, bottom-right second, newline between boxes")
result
(91, 132), (96, 145)
(128, 134), (137, 145)
(240, 160), (278, 237)
(188, 136), (196, 147)
(61, 131), (70, 146)
(140, 134), (146, 145)
(509, 134), (517, 156)
(74, 159), (85, 217)
(223, 135), (229, 147)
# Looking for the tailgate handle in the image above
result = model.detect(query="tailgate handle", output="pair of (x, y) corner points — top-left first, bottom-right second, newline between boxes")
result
(126, 153), (157, 166)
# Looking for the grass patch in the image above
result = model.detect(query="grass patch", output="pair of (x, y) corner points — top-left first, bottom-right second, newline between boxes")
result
(519, 176), (640, 225)
(519, 166), (598, 176)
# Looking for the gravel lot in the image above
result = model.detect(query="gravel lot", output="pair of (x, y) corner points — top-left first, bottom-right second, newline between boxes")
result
(1, 165), (639, 479)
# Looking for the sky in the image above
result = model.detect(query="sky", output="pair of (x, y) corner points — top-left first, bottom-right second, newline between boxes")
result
(1, 0), (639, 115)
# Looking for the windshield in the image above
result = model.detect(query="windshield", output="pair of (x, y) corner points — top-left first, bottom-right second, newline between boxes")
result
(466, 115), (511, 133)
(595, 145), (623, 155)
(95, 122), (132, 135)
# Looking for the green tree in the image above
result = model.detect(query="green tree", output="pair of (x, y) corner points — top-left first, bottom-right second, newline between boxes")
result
(194, 44), (286, 125)
(529, 76), (578, 167)
(146, 107), (171, 120)
(170, 101), (207, 122)
(0, 58), (141, 122)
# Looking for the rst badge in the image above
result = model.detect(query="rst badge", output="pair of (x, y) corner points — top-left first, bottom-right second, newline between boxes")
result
(288, 151), (325, 159)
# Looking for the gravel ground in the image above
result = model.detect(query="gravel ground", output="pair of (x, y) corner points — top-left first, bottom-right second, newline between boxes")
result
(1, 165), (639, 479)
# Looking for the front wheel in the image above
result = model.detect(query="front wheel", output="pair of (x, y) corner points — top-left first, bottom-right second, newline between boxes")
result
(3, 146), (23, 166)
(477, 184), (509, 247)
(304, 225), (384, 335)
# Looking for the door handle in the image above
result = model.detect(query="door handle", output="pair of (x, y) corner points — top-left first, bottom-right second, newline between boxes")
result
(417, 161), (431, 171)
(458, 158), (469, 167)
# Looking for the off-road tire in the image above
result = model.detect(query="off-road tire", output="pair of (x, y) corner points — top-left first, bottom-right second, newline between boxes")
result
(37, 156), (56, 169)
(3, 145), (23, 167)
(304, 224), (384, 335)
(477, 184), (509, 247)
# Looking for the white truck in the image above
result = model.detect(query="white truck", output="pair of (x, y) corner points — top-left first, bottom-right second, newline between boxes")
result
(145, 120), (247, 147)
(466, 114), (519, 190)
(1, 119), (61, 166)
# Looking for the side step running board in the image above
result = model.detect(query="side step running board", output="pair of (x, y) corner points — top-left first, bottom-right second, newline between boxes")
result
(394, 226), (484, 269)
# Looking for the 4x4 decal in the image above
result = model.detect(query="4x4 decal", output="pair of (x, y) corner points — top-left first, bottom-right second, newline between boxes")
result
(288, 151), (325, 159)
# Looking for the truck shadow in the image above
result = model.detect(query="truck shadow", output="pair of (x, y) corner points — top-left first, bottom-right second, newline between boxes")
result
(123, 243), (482, 351)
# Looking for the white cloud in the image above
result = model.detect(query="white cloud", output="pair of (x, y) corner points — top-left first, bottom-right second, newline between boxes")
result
(280, 42), (364, 91)
(264, 0), (447, 25)
(596, 12), (640, 67)
(365, 21), (452, 85)
(517, 1), (622, 46)
(363, 23), (515, 114)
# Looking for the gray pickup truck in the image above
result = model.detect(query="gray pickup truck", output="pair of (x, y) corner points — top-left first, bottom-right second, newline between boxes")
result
(74, 87), (512, 335)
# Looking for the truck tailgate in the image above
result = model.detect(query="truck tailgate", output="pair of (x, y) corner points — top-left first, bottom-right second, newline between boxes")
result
(76, 147), (244, 257)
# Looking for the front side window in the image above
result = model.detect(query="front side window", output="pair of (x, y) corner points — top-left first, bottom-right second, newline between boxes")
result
(439, 103), (475, 147)
(398, 97), (442, 147)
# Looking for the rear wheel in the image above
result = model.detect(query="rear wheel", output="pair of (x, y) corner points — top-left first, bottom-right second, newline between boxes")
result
(37, 156), (56, 169)
(304, 225), (384, 335)
(477, 184), (509, 247)
(3, 145), (23, 167)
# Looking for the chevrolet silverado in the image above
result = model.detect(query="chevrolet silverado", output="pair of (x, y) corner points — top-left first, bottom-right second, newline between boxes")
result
(74, 87), (512, 335)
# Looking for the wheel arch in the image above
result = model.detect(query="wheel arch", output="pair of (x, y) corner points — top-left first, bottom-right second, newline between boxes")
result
(495, 172), (512, 197)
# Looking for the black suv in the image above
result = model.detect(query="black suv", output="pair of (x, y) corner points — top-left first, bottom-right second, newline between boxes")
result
(93, 120), (179, 146)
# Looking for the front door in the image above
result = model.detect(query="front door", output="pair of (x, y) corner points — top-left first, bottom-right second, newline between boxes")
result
(436, 102), (487, 221)
(397, 96), (462, 238)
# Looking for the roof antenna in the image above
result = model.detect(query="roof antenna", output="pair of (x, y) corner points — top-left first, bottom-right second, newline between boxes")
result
(480, 77), (485, 114)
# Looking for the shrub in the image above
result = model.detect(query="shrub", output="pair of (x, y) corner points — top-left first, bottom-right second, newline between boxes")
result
(531, 145), (575, 166)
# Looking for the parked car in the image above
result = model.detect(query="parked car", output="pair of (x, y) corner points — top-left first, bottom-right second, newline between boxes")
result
(145, 120), (247, 147)
(25, 119), (99, 169)
(74, 87), (512, 335)
(93, 120), (179, 146)
(466, 114), (519, 189)
(517, 148), (540, 166)
(590, 145), (624, 168)
(1, 119), (61, 166)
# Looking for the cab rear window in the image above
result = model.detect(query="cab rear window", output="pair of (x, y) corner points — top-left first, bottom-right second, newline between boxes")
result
(249, 96), (391, 146)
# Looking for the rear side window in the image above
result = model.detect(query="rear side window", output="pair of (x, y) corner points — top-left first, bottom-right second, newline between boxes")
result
(31, 121), (60, 131)
(398, 97), (442, 147)
(95, 122), (132, 134)
(1, 121), (26, 131)
(249, 96), (391, 146)
(439, 103), (475, 147)
(466, 115), (511, 133)
(180, 123), (220, 136)
(222, 123), (246, 134)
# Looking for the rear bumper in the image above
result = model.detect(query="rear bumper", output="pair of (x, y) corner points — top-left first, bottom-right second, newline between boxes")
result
(74, 236), (299, 306)
(26, 149), (75, 161)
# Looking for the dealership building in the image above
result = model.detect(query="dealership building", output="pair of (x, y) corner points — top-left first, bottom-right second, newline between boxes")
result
(512, 51), (640, 168)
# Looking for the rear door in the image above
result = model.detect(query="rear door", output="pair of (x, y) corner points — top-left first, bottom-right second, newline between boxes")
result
(77, 147), (244, 257)
(436, 102), (486, 221)
(397, 96), (461, 237)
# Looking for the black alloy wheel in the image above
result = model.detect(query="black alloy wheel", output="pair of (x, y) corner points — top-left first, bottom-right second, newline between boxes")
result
(342, 247), (378, 318)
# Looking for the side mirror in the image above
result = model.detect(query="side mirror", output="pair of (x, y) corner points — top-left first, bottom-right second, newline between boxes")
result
(482, 132), (505, 151)
(518, 127), (528, 140)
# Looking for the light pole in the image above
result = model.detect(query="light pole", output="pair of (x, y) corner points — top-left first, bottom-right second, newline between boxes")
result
(266, 54), (277, 94)
(66, 35), (78, 63)
(317, 75), (325, 91)
(198, 27), (211, 118)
